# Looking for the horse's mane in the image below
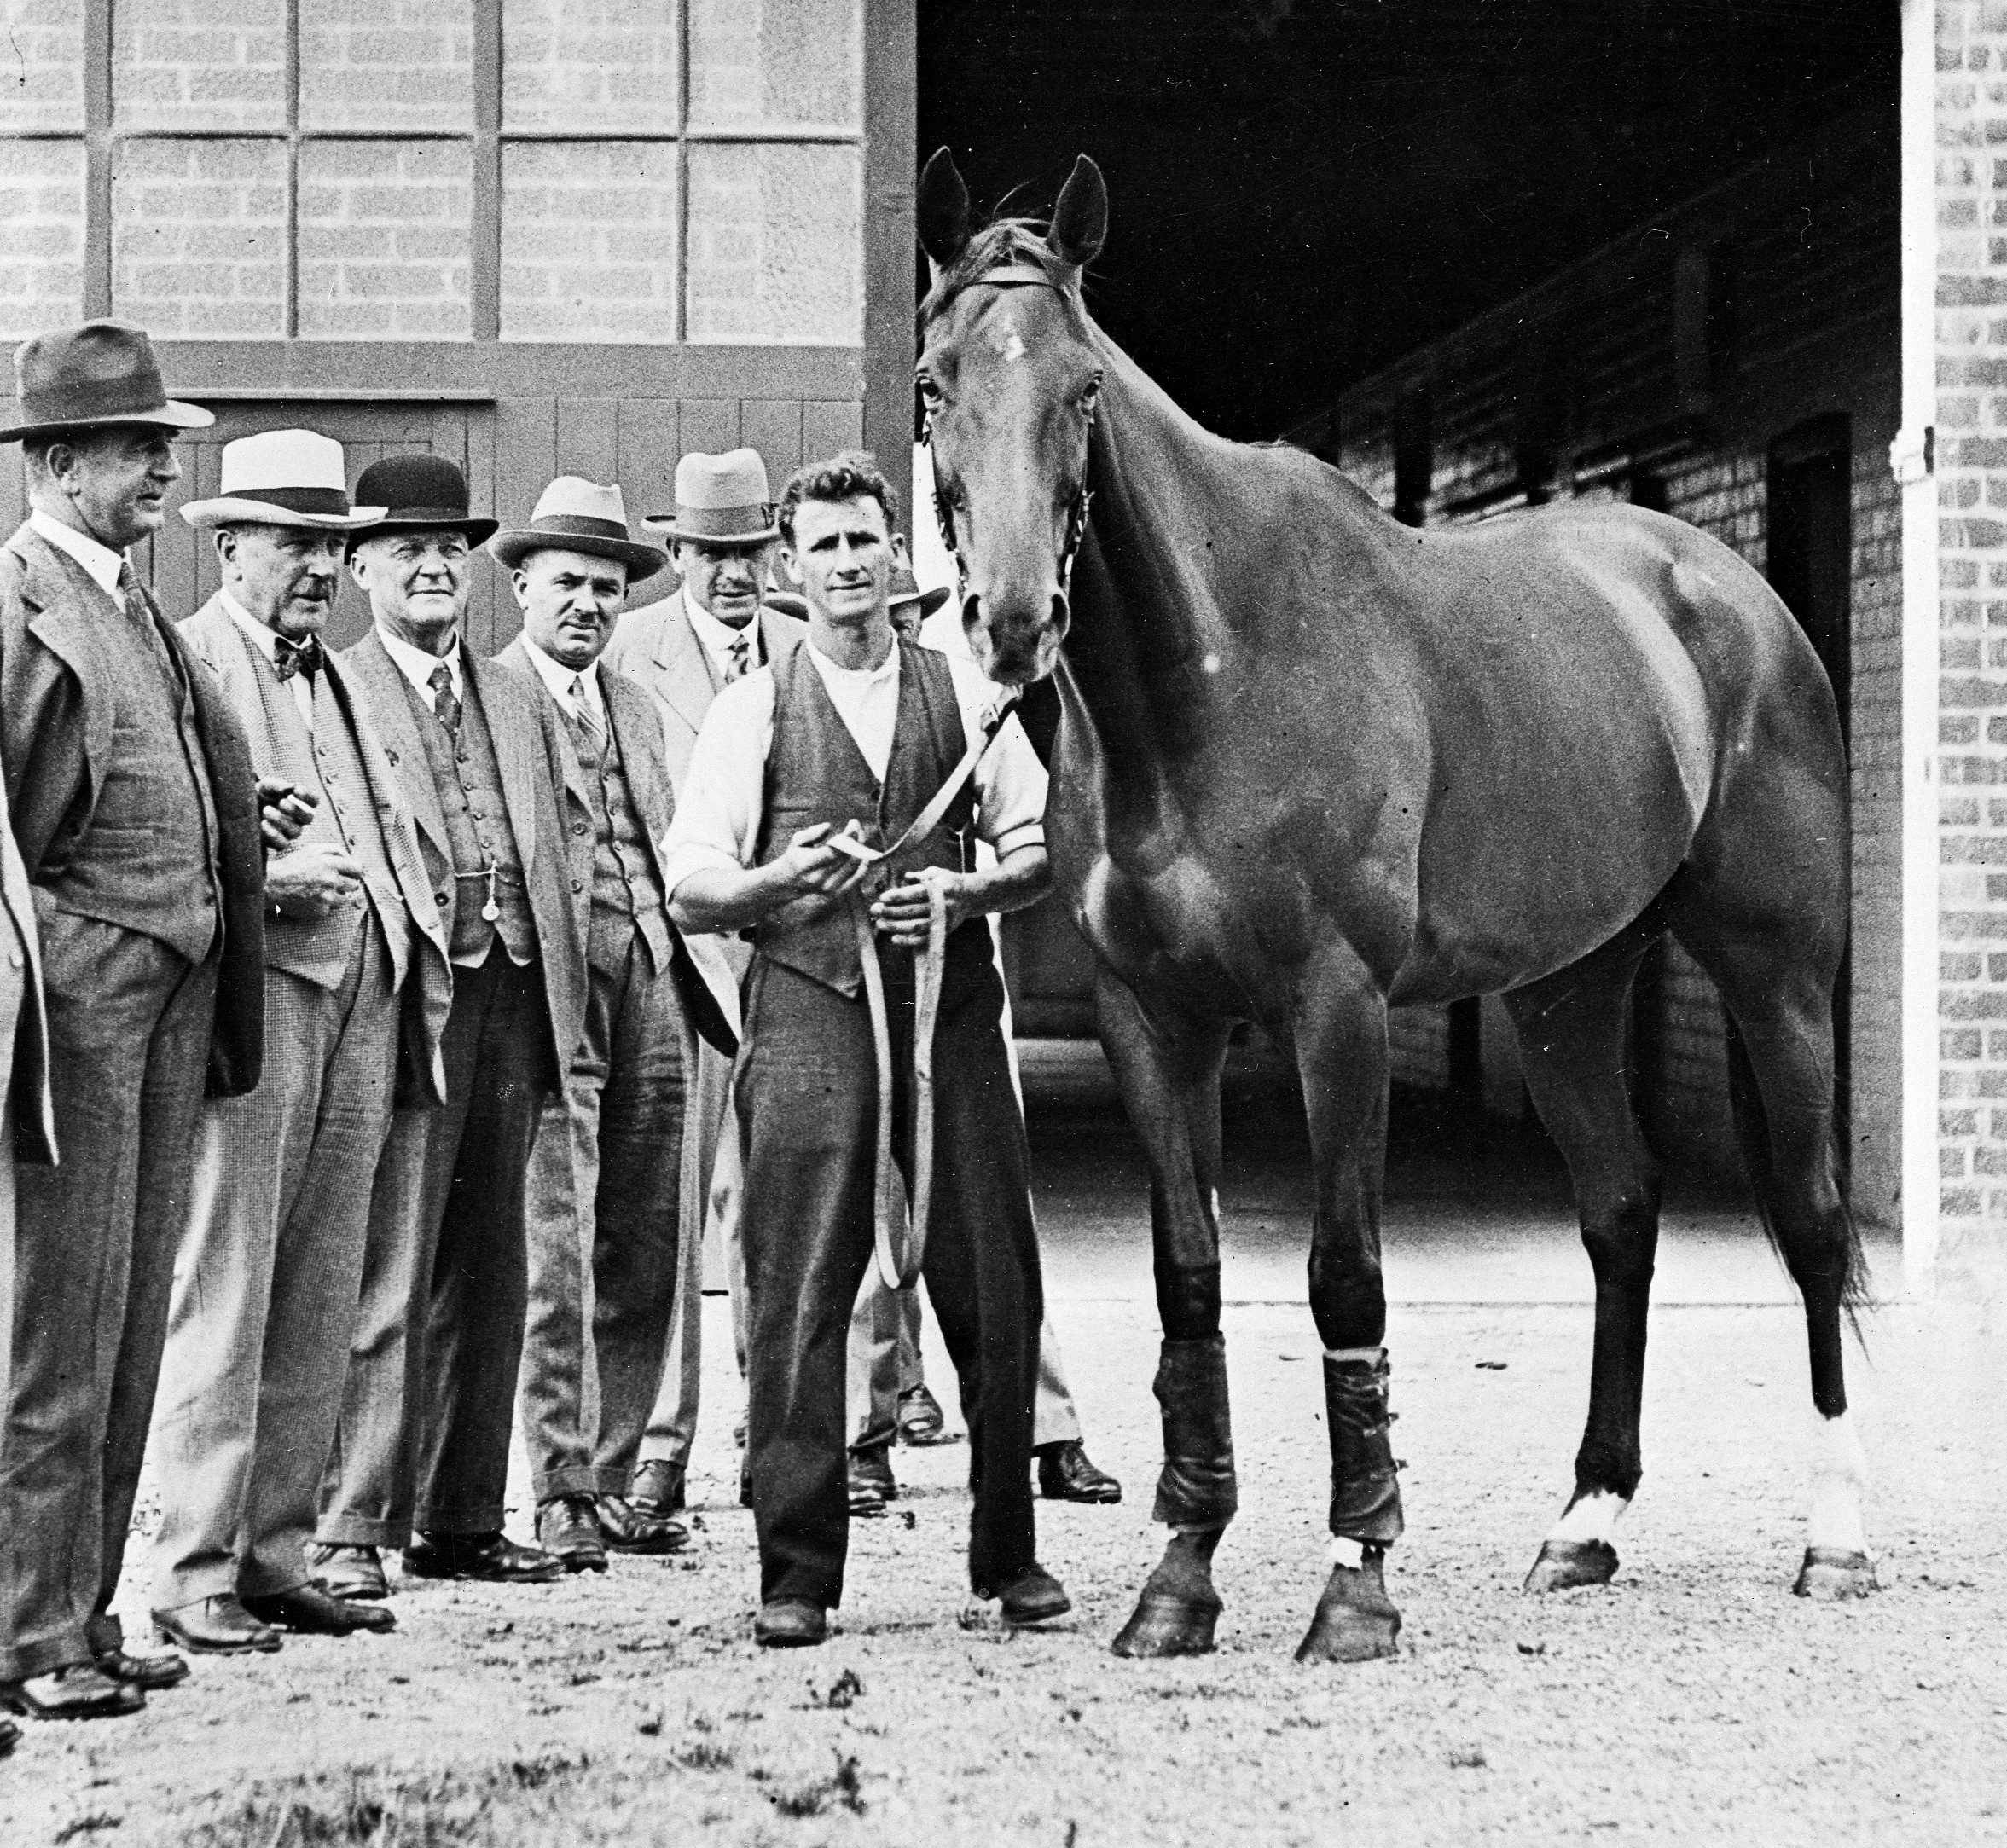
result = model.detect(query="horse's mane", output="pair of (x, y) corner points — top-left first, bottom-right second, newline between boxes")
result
(917, 218), (1078, 328)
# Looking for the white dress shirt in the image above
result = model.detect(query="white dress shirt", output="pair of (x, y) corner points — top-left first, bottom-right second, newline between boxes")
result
(377, 624), (465, 711)
(30, 507), (125, 601)
(660, 634), (1047, 895)
(683, 592), (763, 682)
(517, 634), (606, 733)
(222, 590), (316, 730)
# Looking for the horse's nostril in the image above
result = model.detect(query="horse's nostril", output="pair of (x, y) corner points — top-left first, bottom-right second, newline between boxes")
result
(1050, 593), (1070, 631)
(961, 591), (983, 631)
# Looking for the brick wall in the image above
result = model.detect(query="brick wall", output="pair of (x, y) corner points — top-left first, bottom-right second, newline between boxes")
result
(297, 139), (473, 339)
(0, 0), (84, 132)
(0, 141), (86, 342)
(501, 141), (679, 343)
(110, 137), (287, 340)
(501, 0), (680, 132)
(687, 142), (862, 345)
(113, 4), (287, 131)
(299, 0), (472, 130)
(690, 0), (864, 131)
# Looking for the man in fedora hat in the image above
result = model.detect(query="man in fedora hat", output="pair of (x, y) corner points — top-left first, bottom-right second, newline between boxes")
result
(308, 453), (584, 1596)
(605, 447), (805, 1522)
(0, 321), (270, 1721)
(491, 478), (738, 1571)
(147, 430), (454, 1656)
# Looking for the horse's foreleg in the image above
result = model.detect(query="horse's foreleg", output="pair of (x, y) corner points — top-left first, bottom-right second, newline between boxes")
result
(1293, 959), (1402, 1664)
(1094, 971), (1234, 1660)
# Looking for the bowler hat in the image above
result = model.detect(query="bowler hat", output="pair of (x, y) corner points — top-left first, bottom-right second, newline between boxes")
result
(179, 429), (385, 530)
(0, 320), (213, 443)
(346, 453), (498, 547)
(643, 448), (780, 544)
(489, 476), (666, 582)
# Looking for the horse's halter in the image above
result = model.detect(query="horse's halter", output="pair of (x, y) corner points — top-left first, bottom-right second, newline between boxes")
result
(921, 264), (1097, 600)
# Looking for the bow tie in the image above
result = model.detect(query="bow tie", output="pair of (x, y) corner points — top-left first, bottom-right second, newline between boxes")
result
(273, 634), (322, 682)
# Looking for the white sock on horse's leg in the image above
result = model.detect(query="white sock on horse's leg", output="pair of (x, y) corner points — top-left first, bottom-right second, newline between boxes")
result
(1807, 1409), (1869, 1555)
(1546, 1490), (1629, 1545)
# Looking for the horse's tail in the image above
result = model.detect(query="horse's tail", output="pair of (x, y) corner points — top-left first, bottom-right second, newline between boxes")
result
(1721, 1008), (1872, 1333)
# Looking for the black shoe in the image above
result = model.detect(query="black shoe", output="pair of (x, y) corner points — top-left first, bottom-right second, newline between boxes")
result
(1037, 1439), (1122, 1504)
(847, 1445), (896, 1516)
(754, 1600), (828, 1648)
(0, 1665), (145, 1720)
(896, 1383), (958, 1445)
(0, 1715), (15, 1754)
(304, 1542), (389, 1601)
(242, 1583), (396, 1636)
(534, 1498), (609, 1573)
(629, 1458), (687, 1515)
(94, 1647), (189, 1690)
(595, 1493), (687, 1554)
(982, 1562), (1073, 1626)
(402, 1530), (566, 1584)
(739, 1457), (754, 1509)
(153, 1595), (283, 1655)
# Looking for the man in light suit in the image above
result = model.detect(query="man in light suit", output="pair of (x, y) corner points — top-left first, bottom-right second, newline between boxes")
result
(0, 322), (270, 1724)
(309, 454), (585, 1596)
(149, 432), (452, 1655)
(493, 477), (739, 1569)
(602, 447), (803, 1517)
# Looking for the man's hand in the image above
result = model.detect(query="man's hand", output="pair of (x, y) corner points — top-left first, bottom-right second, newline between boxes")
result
(258, 776), (318, 853)
(777, 821), (872, 901)
(265, 843), (363, 920)
(873, 869), (966, 948)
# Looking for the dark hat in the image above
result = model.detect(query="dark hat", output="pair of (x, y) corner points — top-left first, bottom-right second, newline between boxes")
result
(890, 561), (952, 621)
(0, 320), (213, 443)
(762, 591), (809, 623)
(346, 453), (499, 547)
(488, 476), (666, 582)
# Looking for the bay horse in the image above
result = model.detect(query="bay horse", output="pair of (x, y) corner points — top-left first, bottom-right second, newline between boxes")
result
(914, 148), (1875, 1663)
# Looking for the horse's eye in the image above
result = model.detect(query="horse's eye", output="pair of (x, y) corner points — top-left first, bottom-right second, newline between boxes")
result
(916, 375), (943, 405)
(1080, 375), (1102, 415)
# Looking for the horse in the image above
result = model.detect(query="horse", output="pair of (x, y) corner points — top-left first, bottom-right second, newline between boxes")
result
(914, 148), (1875, 1663)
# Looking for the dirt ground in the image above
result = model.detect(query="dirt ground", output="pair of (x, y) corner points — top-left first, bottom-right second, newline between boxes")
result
(3, 1100), (2004, 1846)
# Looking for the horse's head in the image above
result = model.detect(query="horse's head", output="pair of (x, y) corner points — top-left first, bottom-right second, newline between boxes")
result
(916, 149), (1108, 686)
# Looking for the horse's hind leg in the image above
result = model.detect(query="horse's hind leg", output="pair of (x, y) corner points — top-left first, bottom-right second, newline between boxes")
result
(1504, 921), (1664, 1594)
(1093, 971), (1236, 1659)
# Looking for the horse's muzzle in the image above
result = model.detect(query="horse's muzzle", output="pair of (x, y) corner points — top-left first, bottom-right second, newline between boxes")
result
(965, 591), (1069, 686)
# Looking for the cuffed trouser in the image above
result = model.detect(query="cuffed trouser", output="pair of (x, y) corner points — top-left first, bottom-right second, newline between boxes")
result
(151, 924), (398, 1611)
(739, 951), (1042, 1610)
(519, 931), (687, 1503)
(317, 947), (548, 1546)
(0, 918), (216, 1680)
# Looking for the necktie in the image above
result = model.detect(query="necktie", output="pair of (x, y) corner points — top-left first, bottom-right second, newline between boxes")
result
(570, 675), (603, 739)
(429, 659), (461, 733)
(116, 559), (175, 674)
(725, 635), (751, 683)
(273, 634), (322, 682)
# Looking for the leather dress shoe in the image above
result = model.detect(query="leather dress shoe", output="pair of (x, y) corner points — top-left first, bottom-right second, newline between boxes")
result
(896, 1382), (957, 1445)
(243, 1582), (396, 1636)
(1036, 1439), (1123, 1504)
(0, 1714), (15, 1754)
(754, 1600), (828, 1648)
(154, 1595), (283, 1655)
(629, 1458), (686, 1515)
(95, 1647), (189, 1690)
(0, 1663), (145, 1719)
(595, 1493), (687, 1554)
(847, 1444), (896, 1515)
(305, 1541), (388, 1601)
(981, 1562), (1073, 1626)
(536, 1497), (609, 1573)
(402, 1530), (565, 1584)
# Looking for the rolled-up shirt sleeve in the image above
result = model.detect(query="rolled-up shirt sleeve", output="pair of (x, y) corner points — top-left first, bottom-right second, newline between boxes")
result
(659, 672), (776, 894)
(949, 656), (1048, 858)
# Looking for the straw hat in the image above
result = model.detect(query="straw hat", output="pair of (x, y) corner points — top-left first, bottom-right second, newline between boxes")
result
(643, 448), (779, 545)
(488, 477), (667, 582)
(179, 429), (384, 530)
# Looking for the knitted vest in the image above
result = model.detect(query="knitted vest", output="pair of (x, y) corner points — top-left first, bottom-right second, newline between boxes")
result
(409, 670), (536, 968)
(558, 703), (670, 979)
(753, 640), (987, 999)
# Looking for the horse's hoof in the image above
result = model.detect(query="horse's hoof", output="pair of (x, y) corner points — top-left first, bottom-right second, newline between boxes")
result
(1792, 1547), (1879, 1601)
(1523, 1538), (1619, 1595)
(1293, 1562), (1401, 1665)
(1111, 1591), (1220, 1658)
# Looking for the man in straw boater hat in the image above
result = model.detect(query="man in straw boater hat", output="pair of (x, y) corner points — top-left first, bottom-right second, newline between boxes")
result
(0, 322), (273, 1722)
(306, 454), (584, 1599)
(148, 431), (453, 1656)
(491, 478), (738, 1571)
(663, 450), (1063, 1648)
(604, 448), (804, 1522)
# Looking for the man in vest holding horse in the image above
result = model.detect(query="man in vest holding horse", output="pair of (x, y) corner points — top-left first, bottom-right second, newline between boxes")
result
(491, 476), (736, 1570)
(664, 451), (1063, 1648)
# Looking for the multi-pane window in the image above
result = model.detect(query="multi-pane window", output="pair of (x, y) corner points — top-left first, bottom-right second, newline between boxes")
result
(0, 0), (864, 345)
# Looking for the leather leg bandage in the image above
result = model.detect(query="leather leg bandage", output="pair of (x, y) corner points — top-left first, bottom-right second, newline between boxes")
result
(1150, 1335), (1238, 1530)
(1324, 1351), (1403, 1546)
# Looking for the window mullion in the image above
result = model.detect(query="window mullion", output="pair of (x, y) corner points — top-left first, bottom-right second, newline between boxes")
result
(472, 1), (502, 342)
(84, 0), (112, 317)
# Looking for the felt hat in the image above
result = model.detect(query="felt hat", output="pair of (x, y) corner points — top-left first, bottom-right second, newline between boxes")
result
(345, 453), (499, 547)
(0, 320), (213, 443)
(762, 591), (809, 623)
(179, 429), (384, 530)
(488, 476), (667, 582)
(643, 447), (780, 544)
(890, 561), (952, 621)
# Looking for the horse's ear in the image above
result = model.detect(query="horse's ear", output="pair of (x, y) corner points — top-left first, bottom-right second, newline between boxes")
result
(1049, 155), (1107, 273)
(917, 147), (972, 276)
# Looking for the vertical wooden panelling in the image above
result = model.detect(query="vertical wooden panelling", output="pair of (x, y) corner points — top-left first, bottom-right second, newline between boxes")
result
(677, 399), (740, 461)
(0, 455), (26, 538)
(555, 397), (620, 482)
(616, 396), (683, 610)
(490, 397), (558, 657)
(739, 398), (805, 501)
(803, 400), (865, 467)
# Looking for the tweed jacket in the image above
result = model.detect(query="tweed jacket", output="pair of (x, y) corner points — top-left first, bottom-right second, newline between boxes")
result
(180, 594), (454, 1108)
(338, 624), (588, 1092)
(0, 520), (265, 1107)
(0, 779), (55, 1165)
(495, 638), (739, 1055)
(602, 588), (806, 795)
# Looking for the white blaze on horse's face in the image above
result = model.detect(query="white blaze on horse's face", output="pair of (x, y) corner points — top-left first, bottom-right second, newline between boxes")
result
(919, 280), (1101, 687)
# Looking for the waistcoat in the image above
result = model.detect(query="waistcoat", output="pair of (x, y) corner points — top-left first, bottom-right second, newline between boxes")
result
(753, 640), (987, 999)
(559, 703), (670, 979)
(47, 600), (220, 963)
(409, 670), (536, 969)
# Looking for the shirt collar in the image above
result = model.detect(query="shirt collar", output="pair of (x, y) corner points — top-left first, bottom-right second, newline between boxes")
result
(377, 622), (463, 699)
(806, 634), (900, 686)
(219, 590), (281, 663)
(682, 591), (762, 669)
(519, 634), (602, 718)
(30, 507), (125, 600)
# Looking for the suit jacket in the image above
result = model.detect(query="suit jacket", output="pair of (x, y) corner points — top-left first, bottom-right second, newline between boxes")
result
(493, 639), (739, 1055)
(0, 520), (265, 1106)
(181, 594), (454, 1107)
(603, 588), (806, 795)
(0, 778), (55, 1165)
(339, 625), (587, 1094)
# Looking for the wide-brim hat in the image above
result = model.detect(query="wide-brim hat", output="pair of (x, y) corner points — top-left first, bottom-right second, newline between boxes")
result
(890, 564), (952, 620)
(180, 428), (383, 530)
(644, 446), (780, 544)
(489, 475), (666, 583)
(762, 591), (809, 623)
(0, 320), (213, 443)
(345, 453), (499, 547)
